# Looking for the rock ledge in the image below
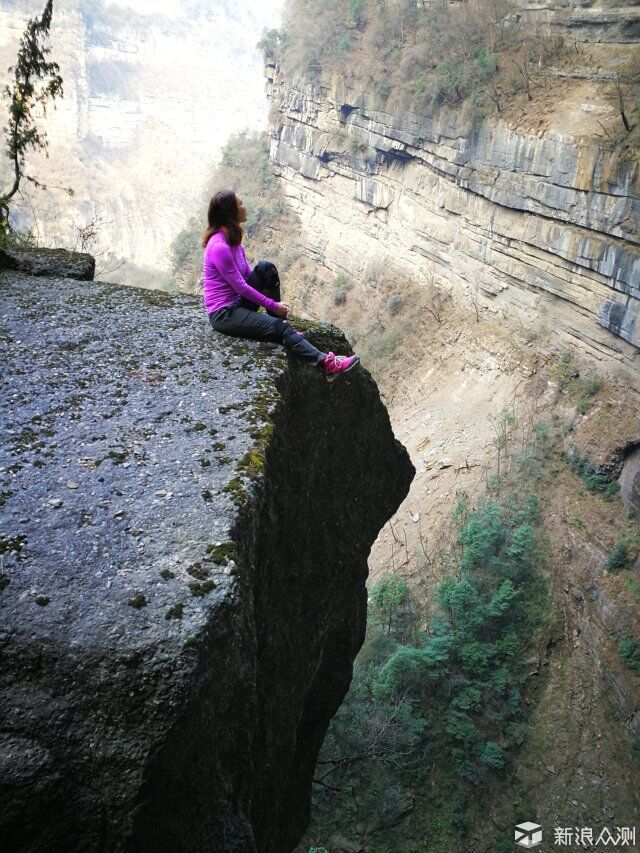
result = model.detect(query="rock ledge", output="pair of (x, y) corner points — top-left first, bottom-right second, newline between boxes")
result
(0, 269), (413, 852)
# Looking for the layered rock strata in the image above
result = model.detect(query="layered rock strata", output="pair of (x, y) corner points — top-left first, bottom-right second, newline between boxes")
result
(0, 262), (413, 852)
(265, 60), (640, 387)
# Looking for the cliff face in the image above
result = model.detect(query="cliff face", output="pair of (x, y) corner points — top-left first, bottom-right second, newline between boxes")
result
(0, 260), (413, 852)
(261, 17), (640, 848)
(264, 21), (640, 389)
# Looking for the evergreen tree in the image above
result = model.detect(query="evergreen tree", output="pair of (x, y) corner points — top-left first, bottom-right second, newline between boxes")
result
(0, 0), (67, 238)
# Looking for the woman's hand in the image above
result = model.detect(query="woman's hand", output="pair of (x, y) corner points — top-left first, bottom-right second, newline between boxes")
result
(274, 302), (289, 317)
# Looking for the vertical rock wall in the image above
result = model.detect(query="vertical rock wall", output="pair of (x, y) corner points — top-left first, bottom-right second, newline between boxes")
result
(264, 57), (640, 388)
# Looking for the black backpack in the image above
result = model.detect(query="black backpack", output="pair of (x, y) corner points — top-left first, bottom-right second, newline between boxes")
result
(247, 261), (281, 317)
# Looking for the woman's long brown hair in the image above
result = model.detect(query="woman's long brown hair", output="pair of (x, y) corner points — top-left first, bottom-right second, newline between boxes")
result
(202, 189), (244, 248)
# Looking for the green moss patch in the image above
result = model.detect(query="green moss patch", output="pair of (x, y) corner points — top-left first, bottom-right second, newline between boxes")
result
(166, 603), (184, 620)
(187, 561), (210, 581)
(238, 449), (265, 478)
(222, 476), (248, 507)
(205, 541), (236, 565)
(106, 449), (128, 464)
(219, 402), (246, 414)
(188, 579), (216, 597)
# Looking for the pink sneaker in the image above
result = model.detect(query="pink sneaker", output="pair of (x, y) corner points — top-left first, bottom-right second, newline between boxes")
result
(320, 352), (360, 383)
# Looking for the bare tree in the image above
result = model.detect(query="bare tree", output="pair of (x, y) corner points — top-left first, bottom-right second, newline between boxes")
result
(512, 51), (534, 101)
(613, 71), (633, 133)
(424, 266), (444, 324)
(73, 215), (125, 278)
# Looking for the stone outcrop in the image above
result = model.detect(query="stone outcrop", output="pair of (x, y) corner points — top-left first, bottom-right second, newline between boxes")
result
(515, 0), (640, 43)
(0, 259), (414, 852)
(0, 246), (95, 280)
(562, 396), (640, 524)
(264, 45), (640, 389)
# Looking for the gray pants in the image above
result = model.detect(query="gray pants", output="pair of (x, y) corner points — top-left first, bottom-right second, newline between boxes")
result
(208, 301), (325, 366)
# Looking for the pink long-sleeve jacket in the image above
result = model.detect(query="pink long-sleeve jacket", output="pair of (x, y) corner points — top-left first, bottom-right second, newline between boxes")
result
(202, 231), (278, 314)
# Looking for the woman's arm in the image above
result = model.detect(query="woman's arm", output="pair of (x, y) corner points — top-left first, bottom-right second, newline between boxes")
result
(212, 241), (278, 312)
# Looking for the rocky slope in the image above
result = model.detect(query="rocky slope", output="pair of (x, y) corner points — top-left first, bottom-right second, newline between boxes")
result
(264, 7), (640, 391)
(0, 255), (413, 852)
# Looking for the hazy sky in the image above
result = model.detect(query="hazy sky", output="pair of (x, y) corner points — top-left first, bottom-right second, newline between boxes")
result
(105, 0), (283, 27)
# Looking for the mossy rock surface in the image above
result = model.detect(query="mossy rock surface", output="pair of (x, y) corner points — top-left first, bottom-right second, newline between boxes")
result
(0, 271), (413, 853)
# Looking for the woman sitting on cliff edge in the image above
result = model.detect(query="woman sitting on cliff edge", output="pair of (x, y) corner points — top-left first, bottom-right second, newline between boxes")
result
(203, 189), (360, 382)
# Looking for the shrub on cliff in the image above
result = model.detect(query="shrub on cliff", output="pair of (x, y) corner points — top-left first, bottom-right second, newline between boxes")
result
(371, 493), (544, 784)
(304, 489), (547, 847)
(369, 574), (409, 637)
(607, 541), (629, 572)
(308, 630), (429, 840)
(332, 273), (352, 305)
(274, 0), (565, 119)
(618, 634), (640, 673)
